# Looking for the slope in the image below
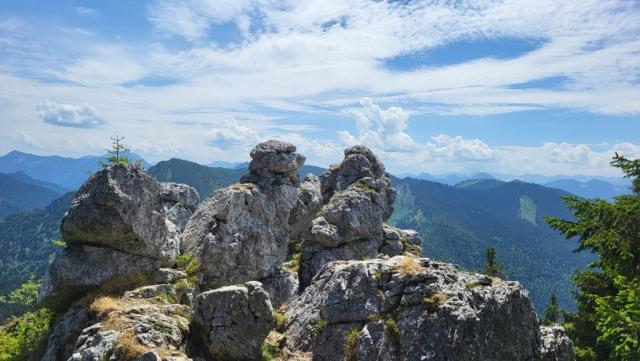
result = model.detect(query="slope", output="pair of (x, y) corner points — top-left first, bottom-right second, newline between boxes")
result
(0, 173), (62, 217)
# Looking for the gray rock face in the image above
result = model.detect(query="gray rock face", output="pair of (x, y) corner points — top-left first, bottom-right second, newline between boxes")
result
(261, 268), (299, 308)
(193, 281), (274, 361)
(539, 326), (575, 361)
(161, 182), (200, 232)
(61, 164), (178, 264)
(290, 174), (323, 241)
(38, 245), (162, 310)
(181, 141), (303, 289)
(286, 256), (552, 361)
(298, 146), (419, 288)
(241, 139), (305, 186)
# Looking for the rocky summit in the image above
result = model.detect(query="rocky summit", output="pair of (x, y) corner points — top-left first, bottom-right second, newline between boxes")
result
(37, 140), (574, 361)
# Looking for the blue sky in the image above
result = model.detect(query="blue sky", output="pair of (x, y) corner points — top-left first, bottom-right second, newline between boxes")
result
(1, 0), (639, 177)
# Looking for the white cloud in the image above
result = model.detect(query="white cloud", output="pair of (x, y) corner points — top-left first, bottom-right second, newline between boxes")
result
(340, 97), (417, 152)
(206, 115), (260, 148)
(428, 135), (497, 161)
(36, 99), (103, 128)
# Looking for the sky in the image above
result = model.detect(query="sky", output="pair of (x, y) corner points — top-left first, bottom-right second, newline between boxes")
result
(0, 0), (639, 177)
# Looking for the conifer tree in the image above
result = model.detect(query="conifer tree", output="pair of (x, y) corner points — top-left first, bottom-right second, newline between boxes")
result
(542, 293), (562, 325)
(99, 135), (130, 168)
(484, 247), (503, 277)
(546, 153), (640, 361)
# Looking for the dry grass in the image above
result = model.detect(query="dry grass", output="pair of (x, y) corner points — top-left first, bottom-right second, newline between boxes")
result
(117, 329), (149, 361)
(424, 292), (448, 312)
(344, 327), (360, 361)
(491, 277), (502, 285)
(89, 296), (120, 316)
(231, 182), (256, 191)
(390, 256), (422, 276)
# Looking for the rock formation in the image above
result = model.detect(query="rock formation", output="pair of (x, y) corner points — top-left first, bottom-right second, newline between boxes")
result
(193, 281), (273, 360)
(299, 145), (421, 288)
(180, 140), (306, 290)
(37, 141), (574, 361)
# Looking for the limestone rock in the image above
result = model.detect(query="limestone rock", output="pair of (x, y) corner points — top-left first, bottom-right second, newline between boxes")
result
(286, 256), (544, 361)
(181, 141), (302, 289)
(539, 326), (575, 361)
(61, 164), (177, 264)
(161, 182), (200, 232)
(240, 139), (305, 186)
(38, 245), (162, 310)
(290, 174), (323, 241)
(261, 268), (299, 308)
(193, 281), (274, 361)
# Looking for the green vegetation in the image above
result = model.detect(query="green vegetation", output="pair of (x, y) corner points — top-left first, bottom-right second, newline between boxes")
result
(272, 310), (288, 332)
(98, 135), (135, 168)
(0, 173), (61, 218)
(542, 293), (562, 326)
(545, 153), (640, 361)
(483, 247), (503, 277)
(51, 240), (67, 249)
(314, 319), (327, 334)
(176, 252), (200, 285)
(344, 327), (360, 361)
(0, 193), (73, 322)
(0, 307), (54, 361)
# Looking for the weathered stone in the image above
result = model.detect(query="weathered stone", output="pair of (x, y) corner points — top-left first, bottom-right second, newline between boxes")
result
(161, 182), (200, 232)
(181, 141), (303, 289)
(539, 326), (575, 361)
(241, 139), (305, 186)
(261, 268), (299, 308)
(61, 164), (177, 264)
(38, 245), (162, 310)
(193, 281), (274, 361)
(290, 174), (323, 241)
(286, 256), (543, 361)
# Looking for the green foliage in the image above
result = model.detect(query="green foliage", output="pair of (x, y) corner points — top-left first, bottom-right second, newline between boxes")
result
(98, 135), (131, 168)
(272, 310), (288, 332)
(483, 247), (503, 277)
(0, 308), (54, 361)
(0, 193), (73, 322)
(176, 252), (200, 286)
(344, 327), (360, 361)
(542, 293), (562, 325)
(51, 240), (67, 249)
(314, 319), (327, 334)
(545, 153), (640, 361)
(0, 280), (40, 309)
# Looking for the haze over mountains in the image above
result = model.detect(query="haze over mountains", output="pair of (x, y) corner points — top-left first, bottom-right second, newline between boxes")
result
(0, 149), (624, 313)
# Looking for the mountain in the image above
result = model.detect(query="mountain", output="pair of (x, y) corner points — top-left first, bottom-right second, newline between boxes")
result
(149, 158), (325, 198)
(6, 171), (68, 194)
(0, 192), (74, 320)
(149, 158), (247, 198)
(545, 178), (629, 200)
(455, 178), (506, 190)
(413, 172), (495, 185)
(0, 150), (149, 190)
(0, 172), (62, 217)
(389, 177), (594, 312)
(207, 160), (249, 169)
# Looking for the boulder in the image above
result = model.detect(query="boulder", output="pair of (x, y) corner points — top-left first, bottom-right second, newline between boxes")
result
(261, 268), (300, 308)
(181, 140), (302, 289)
(61, 164), (177, 264)
(286, 256), (554, 361)
(193, 281), (274, 361)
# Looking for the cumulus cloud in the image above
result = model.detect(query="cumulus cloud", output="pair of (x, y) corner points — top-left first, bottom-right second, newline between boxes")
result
(206, 115), (260, 148)
(340, 97), (417, 152)
(36, 99), (103, 128)
(428, 135), (497, 161)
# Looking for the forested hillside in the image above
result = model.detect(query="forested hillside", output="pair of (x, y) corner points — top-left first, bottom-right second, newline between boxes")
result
(389, 177), (594, 311)
(0, 173), (62, 218)
(0, 192), (74, 320)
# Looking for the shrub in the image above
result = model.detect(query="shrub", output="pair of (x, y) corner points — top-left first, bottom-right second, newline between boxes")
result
(314, 319), (328, 334)
(344, 327), (360, 361)
(272, 310), (288, 332)
(0, 308), (54, 361)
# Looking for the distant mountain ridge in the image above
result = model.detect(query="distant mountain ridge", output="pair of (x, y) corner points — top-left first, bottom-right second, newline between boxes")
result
(0, 172), (62, 217)
(0, 150), (149, 190)
(544, 178), (629, 200)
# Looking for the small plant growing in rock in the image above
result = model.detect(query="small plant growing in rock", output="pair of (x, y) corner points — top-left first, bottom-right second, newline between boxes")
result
(117, 329), (148, 361)
(344, 327), (360, 361)
(176, 252), (200, 285)
(284, 249), (301, 273)
(424, 292), (448, 313)
(391, 256), (422, 276)
(89, 296), (119, 316)
(51, 239), (68, 249)
(99, 135), (136, 168)
(367, 312), (381, 322)
(272, 309), (288, 332)
(314, 319), (328, 334)
(384, 318), (400, 343)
